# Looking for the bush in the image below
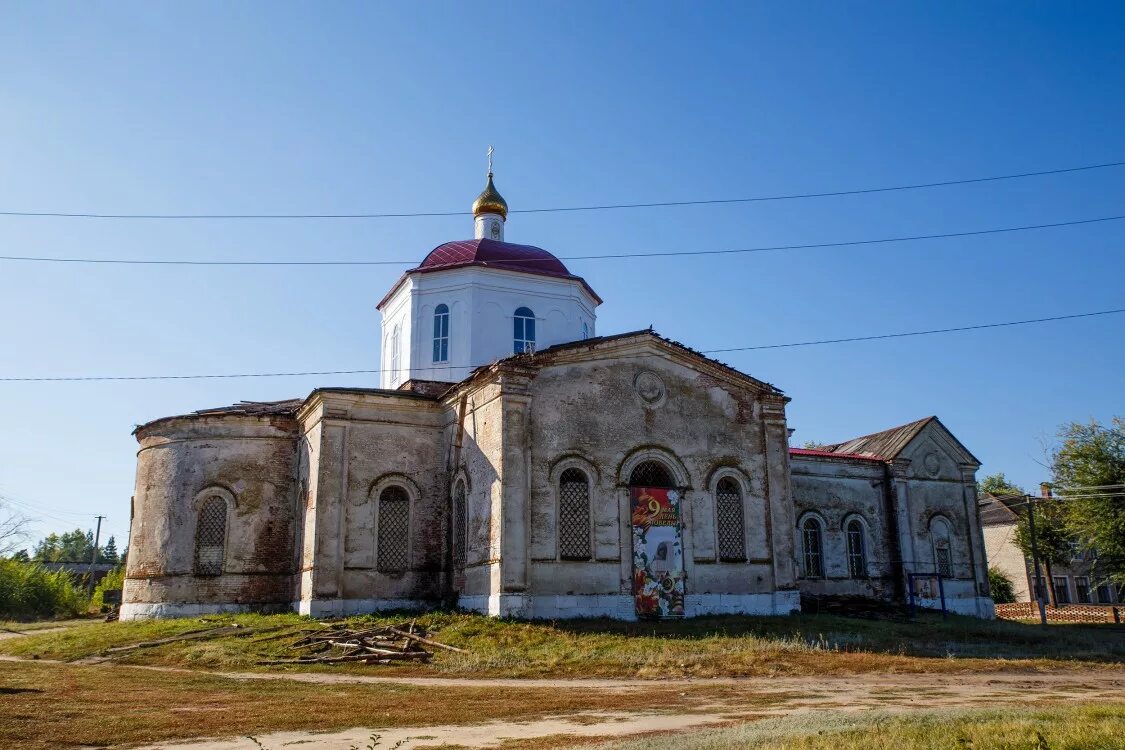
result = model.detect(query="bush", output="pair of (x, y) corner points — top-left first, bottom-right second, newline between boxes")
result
(0, 557), (87, 620)
(91, 565), (125, 611)
(989, 566), (1018, 604)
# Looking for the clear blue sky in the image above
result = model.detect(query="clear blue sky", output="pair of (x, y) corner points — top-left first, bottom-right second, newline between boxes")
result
(2, 3), (1123, 551)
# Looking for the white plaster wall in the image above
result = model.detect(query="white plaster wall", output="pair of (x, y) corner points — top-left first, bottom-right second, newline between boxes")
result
(379, 266), (599, 386)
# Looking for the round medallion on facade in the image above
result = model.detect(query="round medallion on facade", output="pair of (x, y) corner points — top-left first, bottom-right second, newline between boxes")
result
(634, 371), (667, 408)
(923, 452), (942, 477)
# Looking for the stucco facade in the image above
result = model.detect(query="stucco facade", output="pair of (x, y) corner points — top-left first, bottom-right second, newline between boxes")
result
(122, 332), (993, 621)
(121, 171), (993, 621)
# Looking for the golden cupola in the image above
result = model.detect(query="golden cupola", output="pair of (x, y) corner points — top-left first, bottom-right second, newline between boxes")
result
(473, 148), (508, 241)
(472, 172), (508, 220)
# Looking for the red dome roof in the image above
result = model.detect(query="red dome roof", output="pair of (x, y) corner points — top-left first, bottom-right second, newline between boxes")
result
(416, 238), (572, 277)
(378, 238), (601, 309)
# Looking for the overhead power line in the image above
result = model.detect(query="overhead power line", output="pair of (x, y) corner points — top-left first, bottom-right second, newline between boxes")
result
(1, 307), (1121, 382)
(2, 213), (1124, 266)
(0, 159), (1122, 221)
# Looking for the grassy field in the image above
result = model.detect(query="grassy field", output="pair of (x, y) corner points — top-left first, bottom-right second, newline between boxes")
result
(578, 704), (1125, 750)
(0, 610), (1123, 678)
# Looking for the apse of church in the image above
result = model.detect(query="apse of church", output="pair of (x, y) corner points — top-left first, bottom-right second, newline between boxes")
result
(121, 161), (995, 621)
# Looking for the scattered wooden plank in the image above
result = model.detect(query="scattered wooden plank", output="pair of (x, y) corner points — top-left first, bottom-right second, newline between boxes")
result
(383, 626), (469, 654)
(102, 625), (248, 654)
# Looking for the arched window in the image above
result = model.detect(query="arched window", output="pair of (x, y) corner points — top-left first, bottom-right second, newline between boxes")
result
(433, 304), (450, 363)
(629, 460), (675, 489)
(581, 322), (589, 340)
(194, 495), (227, 576)
(930, 516), (953, 577)
(377, 486), (410, 573)
(390, 324), (402, 384)
(452, 481), (467, 568)
(846, 519), (867, 578)
(716, 477), (746, 562)
(801, 517), (823, 578)
(513, 307), (536, 353)
(558, 468), (591, 560)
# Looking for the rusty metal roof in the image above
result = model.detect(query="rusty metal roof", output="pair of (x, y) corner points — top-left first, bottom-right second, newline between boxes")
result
(788, 447), (886, 463)
(191, 399), (305, 417)
(820, 416), (937, 459)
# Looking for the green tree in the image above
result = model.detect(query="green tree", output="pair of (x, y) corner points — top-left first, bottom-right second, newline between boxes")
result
(100, 536), (119, 564)
(978, 472), (1024, 498)
(988, 566), (1017, 604)
(33, 529), (95, 563)
(1051, 417), (1125, 588)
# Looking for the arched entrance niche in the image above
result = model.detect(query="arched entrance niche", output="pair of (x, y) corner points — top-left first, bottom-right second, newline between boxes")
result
(620, 449), (688, 620)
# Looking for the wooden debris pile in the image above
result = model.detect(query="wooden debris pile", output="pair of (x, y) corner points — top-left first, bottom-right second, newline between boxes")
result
(259, 621), (467, 666)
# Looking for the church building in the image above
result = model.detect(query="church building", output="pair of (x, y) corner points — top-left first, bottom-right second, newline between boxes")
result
(121, 167), (996, 621)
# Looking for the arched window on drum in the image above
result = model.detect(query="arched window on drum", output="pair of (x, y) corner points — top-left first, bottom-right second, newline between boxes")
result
(194, 495), (228, 576)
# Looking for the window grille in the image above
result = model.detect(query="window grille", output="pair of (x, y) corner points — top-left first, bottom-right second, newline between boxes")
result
(846, 520), (867, 578)
(377, 486), (410, 572)
(433, 304), (450, 363)
(930, 517), (953, 578)
(513, 307), (536, 354)
(452, 482), (467, 567)
(194, 496), (227, 576)
(935, 546), (952, 577)
(629, 460), (674, 488)
(1075, 576), (1091, 604)
(558, 468), (591, 560)
(715, 478), (745, 562)
(1052, 576), (1071, 604)
(802, 519), (823, 578)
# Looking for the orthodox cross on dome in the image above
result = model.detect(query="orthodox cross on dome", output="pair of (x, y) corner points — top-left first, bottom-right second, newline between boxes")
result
(472, 147), (508, 240)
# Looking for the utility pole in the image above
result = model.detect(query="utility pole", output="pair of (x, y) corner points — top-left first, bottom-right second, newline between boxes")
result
(86, 515), (105, 595)
(1026, 495), (1048, 627)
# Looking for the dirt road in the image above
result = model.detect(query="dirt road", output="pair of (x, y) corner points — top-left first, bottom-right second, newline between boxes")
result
(122, 667), (1124, 750)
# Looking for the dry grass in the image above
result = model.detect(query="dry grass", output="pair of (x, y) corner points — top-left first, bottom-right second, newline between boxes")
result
(0, 617), (95, 633)
(1, 611), (1122, 679)
(0, 659), (757, 750)
(577, 704), (1125, 750)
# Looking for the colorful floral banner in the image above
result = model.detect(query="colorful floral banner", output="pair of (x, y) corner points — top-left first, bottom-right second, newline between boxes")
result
(631, 487), (685, 618)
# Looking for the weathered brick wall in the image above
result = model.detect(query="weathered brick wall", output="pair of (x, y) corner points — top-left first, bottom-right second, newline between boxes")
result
(995, 602), (1123, 623)
(124, 414), (299, 612)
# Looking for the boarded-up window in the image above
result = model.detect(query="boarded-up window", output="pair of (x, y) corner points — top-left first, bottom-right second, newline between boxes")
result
(452, 482), (467, 567)
(846, 520), (867, 578)
(802, 518), (823, 578)
(558, 468), (591, 560)
(716, 477), (746, 562)
(377, 486), (410, 573)
(194, 496), (227, 576)
(629, 460), (674, 488)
